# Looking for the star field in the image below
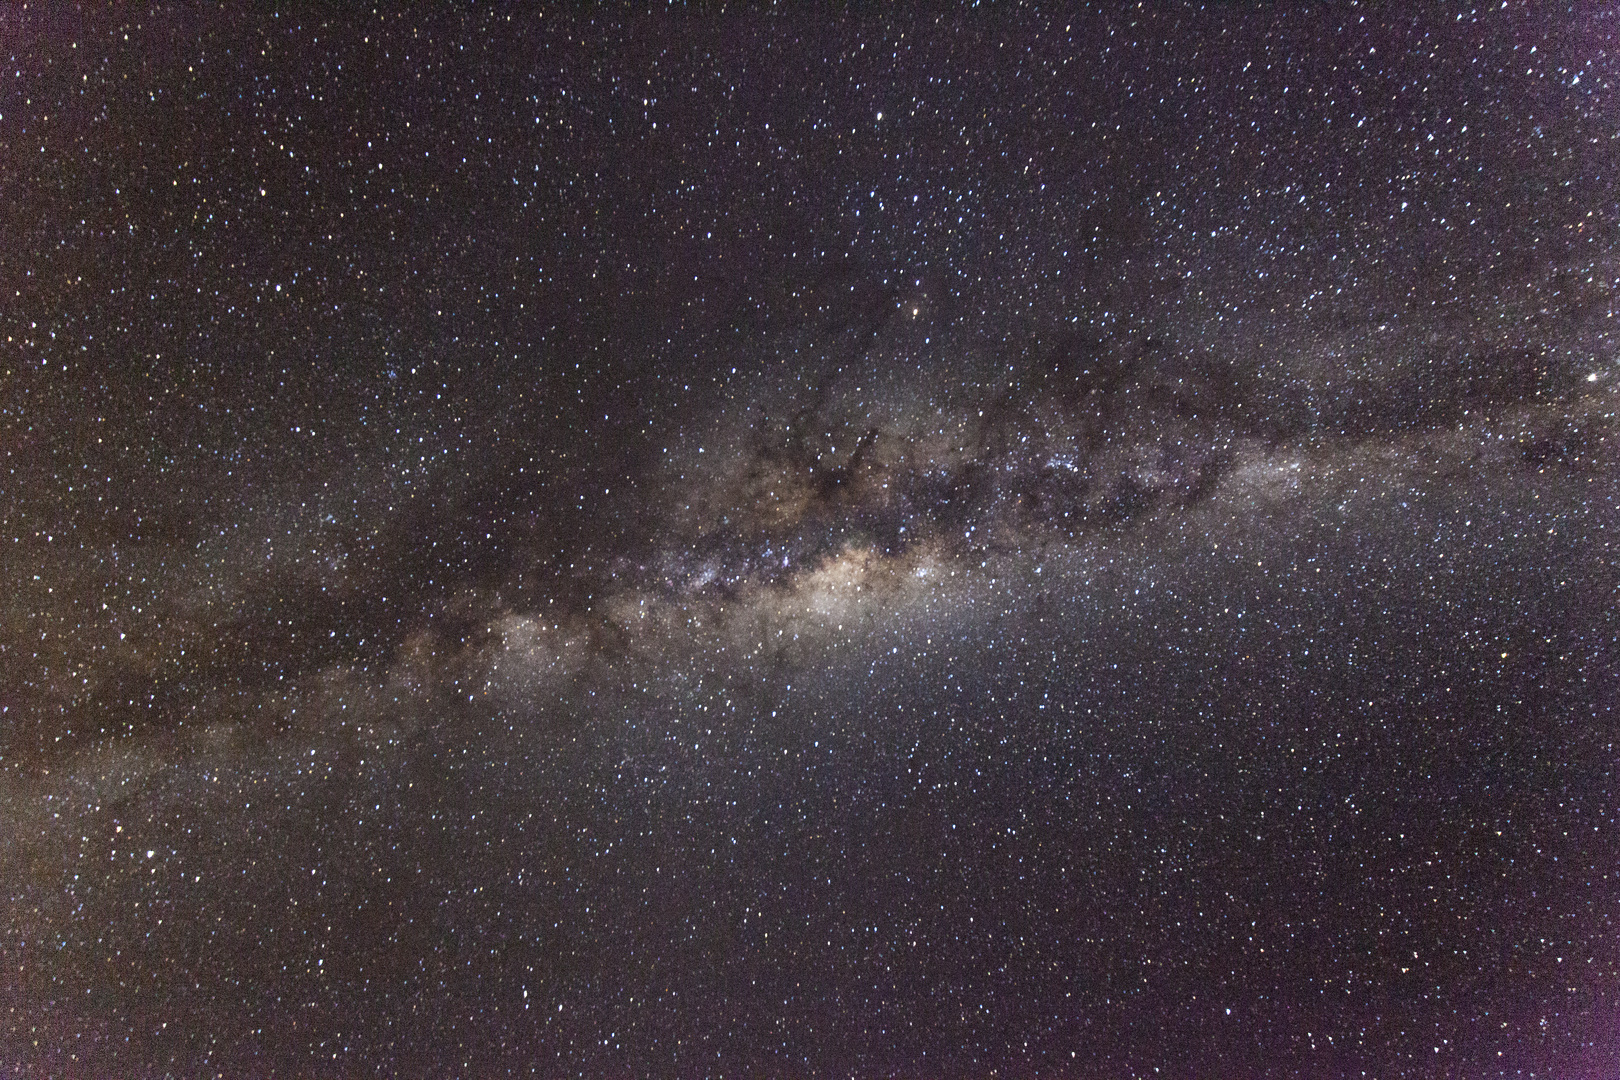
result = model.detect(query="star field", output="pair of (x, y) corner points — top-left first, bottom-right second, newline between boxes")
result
(3, 6), (1619, 1077)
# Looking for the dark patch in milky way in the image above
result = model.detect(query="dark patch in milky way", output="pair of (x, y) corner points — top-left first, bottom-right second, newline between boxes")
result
(631, 270), (1614, 607)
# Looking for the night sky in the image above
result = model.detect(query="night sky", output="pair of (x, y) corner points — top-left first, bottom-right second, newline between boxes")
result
(3, 5), (1619, 1077)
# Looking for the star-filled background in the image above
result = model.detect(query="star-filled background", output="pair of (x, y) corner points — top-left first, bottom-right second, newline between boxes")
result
(3, 5), (1618, 1077)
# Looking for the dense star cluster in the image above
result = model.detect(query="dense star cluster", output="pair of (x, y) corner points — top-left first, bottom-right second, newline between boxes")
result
(4, 6), (1619, 1077)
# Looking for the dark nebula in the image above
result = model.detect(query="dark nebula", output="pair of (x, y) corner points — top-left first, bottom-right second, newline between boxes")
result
(3, 6), (1618, 1077)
